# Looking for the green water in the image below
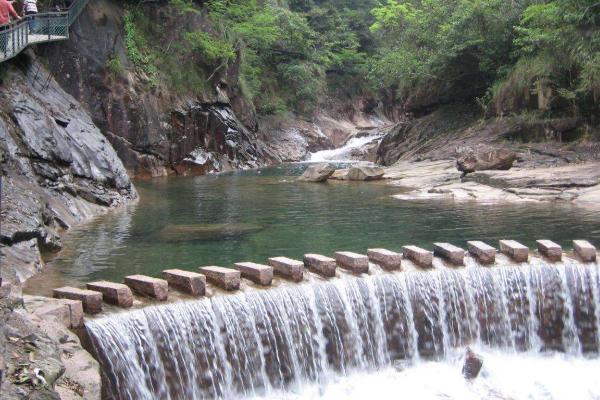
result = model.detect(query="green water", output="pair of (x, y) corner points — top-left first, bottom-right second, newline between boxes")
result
(29, 164), (600, 291)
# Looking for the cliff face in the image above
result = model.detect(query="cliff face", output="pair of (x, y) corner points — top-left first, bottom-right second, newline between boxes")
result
(41, 0), (273, 178)
(0, 56), (137, 284)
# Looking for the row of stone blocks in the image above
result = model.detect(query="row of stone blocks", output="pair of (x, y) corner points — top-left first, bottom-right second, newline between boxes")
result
(51, 239), (596, 315)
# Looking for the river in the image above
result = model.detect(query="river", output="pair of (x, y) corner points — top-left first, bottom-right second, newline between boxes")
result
(25, 163), (600, 295)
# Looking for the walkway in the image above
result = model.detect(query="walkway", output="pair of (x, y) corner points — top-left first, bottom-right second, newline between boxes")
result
(0, 0), (88, 63)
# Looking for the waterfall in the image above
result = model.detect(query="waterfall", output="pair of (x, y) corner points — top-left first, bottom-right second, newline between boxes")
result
(87, 259), (600, 400)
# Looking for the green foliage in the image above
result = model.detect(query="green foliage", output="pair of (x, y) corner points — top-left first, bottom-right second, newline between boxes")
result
(123, 9), (158, 86)
(184, 31), (235, 64)
(367, 0), (600, 117)
(105, 55), (124, 78)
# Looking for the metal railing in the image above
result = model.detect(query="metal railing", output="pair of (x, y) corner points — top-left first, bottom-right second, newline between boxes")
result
(0, 0), (89, 63)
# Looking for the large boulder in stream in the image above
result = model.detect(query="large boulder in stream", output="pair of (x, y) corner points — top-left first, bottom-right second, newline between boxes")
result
(462, 347), (483, 379)
(457, 147), (517, 174)
(298, 163), (335, 182)
(346, 166), (385, 181)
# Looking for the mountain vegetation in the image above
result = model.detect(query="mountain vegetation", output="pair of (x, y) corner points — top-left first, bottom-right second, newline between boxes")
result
(122, 0), (600, 120)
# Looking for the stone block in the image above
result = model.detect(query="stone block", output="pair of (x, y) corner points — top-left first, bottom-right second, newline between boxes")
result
(162, 269), (206, 296)
(402, 245), (433, 268)
(35, 299), (83, 329)
(124, 275), (168, 301)
(536, 240), (562, 262)
(303, 254), (337, 277)
(53, 287), (103, 314)
(268, 257), (304, 282)
(499, 240), (529, 262)
(467, 241), (496, 264)
(233, 262), (274, 286)
(433, 243), (466, 265)
(573, 240), (597, 262)
(334, 251), (369, 273)
(87, 281), (134, 308)
(367, 248), (402, 270)
(199, 266), (241, 291)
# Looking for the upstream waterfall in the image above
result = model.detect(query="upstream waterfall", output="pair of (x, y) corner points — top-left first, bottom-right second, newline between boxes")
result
(87, 258), (600, 400)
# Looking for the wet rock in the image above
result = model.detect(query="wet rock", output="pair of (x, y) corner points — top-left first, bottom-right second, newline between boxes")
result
(462, 348), (483, 379)
(298, 163), (335, 182)
(158, 223), (262, 242)
(457, 147), (517, 174)
(346, 166), (385, 181)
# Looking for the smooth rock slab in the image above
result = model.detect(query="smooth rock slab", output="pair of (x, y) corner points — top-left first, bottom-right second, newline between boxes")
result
(467, 241), (496, 264)
(87, 281), (133, 308)
(367, 248), (402, 270)
(162, 269), (206, 296)
(124, 275), (168, 301)
(199, 266), (241, 291)
(402, 245), (433, 268)
(234, 262), (274, 286)
(536, 240), (562, 262)
(334, 251), (369, 273)
(573, 240), (597, 262)
(34, 299), (84, 329)
(304, 254), (337, 277)
(268, 257), (304, 282)
(53, 287), (103, 314)
(433, 243), (466, 265)
(499, 240), (529, 262)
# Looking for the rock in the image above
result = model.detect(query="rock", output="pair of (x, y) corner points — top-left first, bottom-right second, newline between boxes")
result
(303, 254), (337, 277)
(298, 163), (335, 182)
(345, 166), (385, 181)
(573, 240), (597, 262)
(199, 266), (241, 291)
(536, 240), (562, 262)
(162, 270), (206, 296)
(334, 251), (369, 273)
(123, 275), (169, 301)
(467, 241), (496, 264)
(402, 245), (433, 268)
(462, 347), (483, 379)
(268, 257), (304, 282)
(367, 248), (402, 270)
(86, 282), (134, 308)
(433, 243), (465, 265)
(52, 287), (103, 315)
(158, 223), (262, 242)
(499, 240), (529, 262)
(233, 262), (274, 286)
(457, 147), (517, 174)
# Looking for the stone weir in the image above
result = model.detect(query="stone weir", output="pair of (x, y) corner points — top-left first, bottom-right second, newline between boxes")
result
(70, 239), (600, 400)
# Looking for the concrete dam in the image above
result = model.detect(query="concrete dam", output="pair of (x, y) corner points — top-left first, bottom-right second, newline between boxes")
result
(59, 239), (600, 400)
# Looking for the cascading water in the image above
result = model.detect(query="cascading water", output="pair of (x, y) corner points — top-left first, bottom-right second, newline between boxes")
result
(87, 258), (600, 400)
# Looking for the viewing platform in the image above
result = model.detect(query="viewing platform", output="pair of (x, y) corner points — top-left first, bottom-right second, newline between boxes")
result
(0, 0), (88, 63)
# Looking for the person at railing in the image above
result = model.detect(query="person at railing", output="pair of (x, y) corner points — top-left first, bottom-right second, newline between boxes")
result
(22, 0), (37, 33)
(0, 0), (21, 56)
(0, 0), (20, 25)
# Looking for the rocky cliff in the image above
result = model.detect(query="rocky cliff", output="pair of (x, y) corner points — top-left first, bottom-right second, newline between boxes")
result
(41, 0), (274, 178)
(1, 54), (137, 284)
(0, 52), (136, 398)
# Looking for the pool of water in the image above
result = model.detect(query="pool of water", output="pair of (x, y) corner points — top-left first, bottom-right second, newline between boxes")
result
(25, 164), (600, 294)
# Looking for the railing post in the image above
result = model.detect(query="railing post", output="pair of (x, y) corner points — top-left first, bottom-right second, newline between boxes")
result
(47, 16), (50, 40)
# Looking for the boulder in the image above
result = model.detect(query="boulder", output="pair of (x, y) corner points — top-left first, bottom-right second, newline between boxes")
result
(345, 166), (385, 181)
(457, 147), (517, 174)
(298, 163), (335, 182)
(462, 347), (483, 379)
